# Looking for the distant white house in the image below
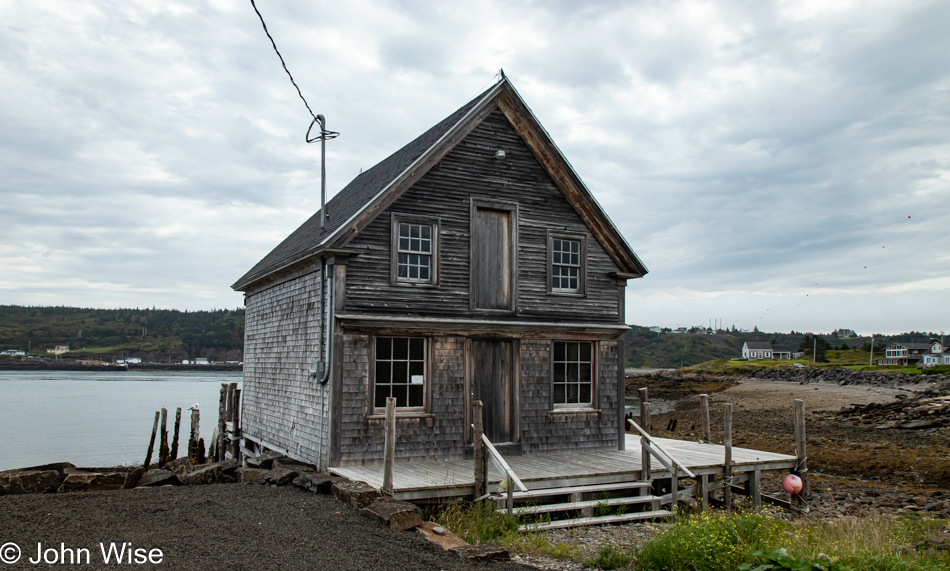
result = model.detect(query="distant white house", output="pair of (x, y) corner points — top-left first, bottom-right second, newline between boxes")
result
(127, 357), (142, 364)
(742, 342), (803, 361)
(877, 342), (932, 366)
(918, 340), (949, 368)
(195, 358), (210, 365)
(47, 345), (70, 355)
(1, 349), (25, 356)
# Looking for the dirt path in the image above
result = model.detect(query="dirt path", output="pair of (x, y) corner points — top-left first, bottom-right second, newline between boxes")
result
(0, 485), (525, 570)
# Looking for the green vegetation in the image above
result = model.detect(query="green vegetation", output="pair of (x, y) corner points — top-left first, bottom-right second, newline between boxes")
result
(434, 502), (948, 570)
(0, 305), (244, 361)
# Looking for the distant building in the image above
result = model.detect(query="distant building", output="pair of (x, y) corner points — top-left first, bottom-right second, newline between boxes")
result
(1, 349), (25, 356)
(127, 357), (142, 364)
(834, 329), (857, 338)
(742, 342), (773, 360)
(648, 326), (661, 332)
(47, 345), (70, 355)
(195, 358), (210, 365)
(877, 342), (932, 366)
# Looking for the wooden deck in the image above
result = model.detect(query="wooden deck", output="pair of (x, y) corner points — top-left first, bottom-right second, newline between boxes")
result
(329, 434), (797, 501)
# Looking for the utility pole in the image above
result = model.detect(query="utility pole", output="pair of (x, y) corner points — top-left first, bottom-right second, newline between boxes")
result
(869, 335), (874, 367)
(813, 337), (817, 364)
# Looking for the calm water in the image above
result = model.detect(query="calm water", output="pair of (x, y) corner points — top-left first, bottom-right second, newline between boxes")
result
(0, 370), (242, 471)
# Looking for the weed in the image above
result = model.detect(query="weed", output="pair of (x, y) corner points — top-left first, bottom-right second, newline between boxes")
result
(587, 544), (635, 569)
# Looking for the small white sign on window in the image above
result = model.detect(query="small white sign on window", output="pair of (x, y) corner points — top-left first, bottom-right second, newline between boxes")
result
(410, 375), (424, 384)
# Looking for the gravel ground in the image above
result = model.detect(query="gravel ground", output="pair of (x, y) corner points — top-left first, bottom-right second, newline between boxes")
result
(0, 485), (529, 571)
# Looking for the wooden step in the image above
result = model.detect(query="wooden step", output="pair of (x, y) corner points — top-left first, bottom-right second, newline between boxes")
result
(511, 481), (651, 500)
(519, 510), (674, 531)
(500, 495), (659, 515)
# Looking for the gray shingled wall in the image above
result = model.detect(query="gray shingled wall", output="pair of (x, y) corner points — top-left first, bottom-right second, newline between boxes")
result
(519, 339), (620, 454)
(242, 267), (332, 469)
(337, 334), (467, 465)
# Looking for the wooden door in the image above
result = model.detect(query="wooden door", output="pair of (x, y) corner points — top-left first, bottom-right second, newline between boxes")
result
(471, 339), (516, 444)
(472, 207), (513, 310)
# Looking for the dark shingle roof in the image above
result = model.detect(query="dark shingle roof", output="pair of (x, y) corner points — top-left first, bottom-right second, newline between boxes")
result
(232, 85), (494, 290)
(745, 342), (773, 350)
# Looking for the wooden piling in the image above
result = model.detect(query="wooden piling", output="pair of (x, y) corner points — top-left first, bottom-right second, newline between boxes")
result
(382, 397), (396, 496)
(230, 385), (241, 461)
(159, 408), (169, 467)
(170, 407), (182, 461)
(143, 411), (159, 470)
(793, 398), (808, 508)
(473, 400), (485, 499)
(217, 384), (227, 461)
(700, 394), (711, 443)
(723, 403), (733, 512)
(188, 407), (200, 464)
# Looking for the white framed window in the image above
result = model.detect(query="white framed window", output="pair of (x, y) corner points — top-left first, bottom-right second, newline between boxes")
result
(547, 232), (587, 295)
(373, 337), (426, 411)
(552, 341), (594, 406)
(391, 214), (439, 286)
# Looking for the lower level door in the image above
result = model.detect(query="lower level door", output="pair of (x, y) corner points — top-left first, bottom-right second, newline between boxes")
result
(471, 339), (517, 444)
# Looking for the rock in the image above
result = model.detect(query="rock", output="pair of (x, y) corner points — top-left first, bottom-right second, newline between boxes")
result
(263, 467), (299, 486)
(900, 419), (942, 430)
(1, 469), (64, 494)
(272, 458), (316, 473)
(245, 450), (282, 470)
(180, 461), (234, 485)
(452, 542), (509, 562)
(136, 469), (180, 487)
(331, 479), (380, 508)
(163, 457), (195, 478)
(292, 472), (339, 494)
(361, 498), (423, 530)
(57, 467), (142, 493)
(417, 522), (468, 551)
(237, 467), (268, 484)
(916, 532), (950, 552)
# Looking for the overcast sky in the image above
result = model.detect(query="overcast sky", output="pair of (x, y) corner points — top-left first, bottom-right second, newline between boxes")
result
(1, 0), (948, 335)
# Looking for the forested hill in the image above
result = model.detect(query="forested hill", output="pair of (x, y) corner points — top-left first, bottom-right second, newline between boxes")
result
(622, 326), (941, 369)
(0, 305), (244, 363)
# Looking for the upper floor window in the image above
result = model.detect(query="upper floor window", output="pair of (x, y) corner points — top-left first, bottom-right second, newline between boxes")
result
(374, 337), (426, 410)
(391, 214), (439, 286)
(548, 232), (586, 295)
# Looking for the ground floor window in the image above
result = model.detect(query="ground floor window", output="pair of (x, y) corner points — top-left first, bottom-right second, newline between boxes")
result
(374, 337), (426, 409)
(553, 341), (593, 405)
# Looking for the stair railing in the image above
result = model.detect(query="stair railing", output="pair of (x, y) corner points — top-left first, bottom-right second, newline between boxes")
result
(628, 418), (695, 506)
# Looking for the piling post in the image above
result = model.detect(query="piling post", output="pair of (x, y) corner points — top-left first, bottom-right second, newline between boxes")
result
(382, 397), (396, 496)
(144, 411), (160, 470)
(793, 399), (808, 509)
(473, 400), (485, 499)
(170, 407), (182, 460)
(189, 407), (201, 464)
(217, 384), (227, 461)
(723, 403), (733, 511)
(700, 394), (711, 443)
(229, 384), (241, 461)
(159, 408), (169, 467)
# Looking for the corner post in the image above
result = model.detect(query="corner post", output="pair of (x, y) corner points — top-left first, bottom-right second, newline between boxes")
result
(793, 399), (808, 508)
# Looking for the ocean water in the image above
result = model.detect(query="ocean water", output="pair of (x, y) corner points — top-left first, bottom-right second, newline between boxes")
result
(0, 370), (242, 471)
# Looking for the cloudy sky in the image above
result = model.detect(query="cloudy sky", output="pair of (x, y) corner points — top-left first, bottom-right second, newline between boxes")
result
(1, 0), (947, 335)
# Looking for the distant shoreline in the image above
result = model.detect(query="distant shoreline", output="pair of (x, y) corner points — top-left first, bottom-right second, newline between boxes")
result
(0, 358), (242, 372)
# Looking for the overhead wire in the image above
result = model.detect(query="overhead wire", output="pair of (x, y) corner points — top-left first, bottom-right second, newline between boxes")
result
(249, 0), (317, 120)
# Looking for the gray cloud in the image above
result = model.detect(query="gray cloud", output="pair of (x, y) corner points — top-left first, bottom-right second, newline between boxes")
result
(0, 0), (947, 333)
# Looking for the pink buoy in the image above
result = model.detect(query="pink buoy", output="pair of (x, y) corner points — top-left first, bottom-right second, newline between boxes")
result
(782, 473), (803, 494)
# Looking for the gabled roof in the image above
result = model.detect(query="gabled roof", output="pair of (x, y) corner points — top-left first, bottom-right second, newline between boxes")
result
(744, 342), (773, 350)
(233, 77), (648, 291)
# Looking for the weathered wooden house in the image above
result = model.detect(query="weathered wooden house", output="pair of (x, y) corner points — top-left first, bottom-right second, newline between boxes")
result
(233, 77), (648, 472)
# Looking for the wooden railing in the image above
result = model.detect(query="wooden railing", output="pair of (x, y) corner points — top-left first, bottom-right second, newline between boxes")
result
(472, 400), (527, 515)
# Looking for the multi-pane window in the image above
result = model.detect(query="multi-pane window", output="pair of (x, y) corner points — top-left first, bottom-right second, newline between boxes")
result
(396, 223), (432, 282)
(553, 341), (593, 405)
(374, 337), (426, 409)
(551, 238), (581, 292)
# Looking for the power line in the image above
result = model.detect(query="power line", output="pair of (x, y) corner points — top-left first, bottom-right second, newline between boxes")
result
(249, 0), (317, 120)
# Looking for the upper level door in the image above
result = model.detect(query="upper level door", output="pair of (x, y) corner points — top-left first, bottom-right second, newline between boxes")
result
(471, 200), (517, 311)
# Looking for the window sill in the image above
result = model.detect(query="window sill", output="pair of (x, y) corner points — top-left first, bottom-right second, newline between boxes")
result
(547, 291), (586, 298)
(367, 412), (434, 421)
(548, 408), (600, 416)
(391, 281), (439, 288)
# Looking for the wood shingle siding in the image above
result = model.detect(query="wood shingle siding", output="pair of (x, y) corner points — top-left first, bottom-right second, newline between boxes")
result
(242, 266), (332, 469)
(343, 111), (621, 323)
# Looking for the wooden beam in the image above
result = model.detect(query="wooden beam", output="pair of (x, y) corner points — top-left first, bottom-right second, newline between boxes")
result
(382, 397), (396, 496)
(627, 419), (696, 478)
(473, 400), (485, 499)
(793, 399), (808, 509)
(724, 403), (733, 512)
(639, 389), (651, 481)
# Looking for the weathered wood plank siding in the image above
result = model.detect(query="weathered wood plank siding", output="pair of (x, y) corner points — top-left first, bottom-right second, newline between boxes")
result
(242, 266), (332, 469)
(519, 339), (620, 453)
(344, 110), (622, 322)
(337, 334), (468, 465)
